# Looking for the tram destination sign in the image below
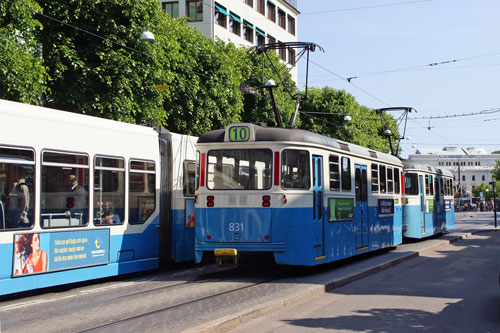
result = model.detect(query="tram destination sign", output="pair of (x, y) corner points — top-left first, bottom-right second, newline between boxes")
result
(378, 199), (394, 217)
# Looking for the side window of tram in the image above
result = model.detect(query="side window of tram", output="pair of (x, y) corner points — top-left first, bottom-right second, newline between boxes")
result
(341, 157), (351, 191)
(405, 173), (419, 195)
(41, 152), (89, 228)
(387, 167), (394, 194)
(371, 164), (379, 193)
(379, 165), (386, 193)
(183, 160), (196, 197)
(394, 168), (401, 194)
(94, 157), (125, 225)
(281, 149), (310, 189)
(0, 147), (35, 230)
(329, 155), (340, 191)
(129, 160), (156, 224)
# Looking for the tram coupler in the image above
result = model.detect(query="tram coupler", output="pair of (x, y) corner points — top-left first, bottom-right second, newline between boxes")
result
(214, 248), (238, 267)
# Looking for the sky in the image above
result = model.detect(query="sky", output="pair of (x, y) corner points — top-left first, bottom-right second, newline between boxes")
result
(296, 0), (500, 157)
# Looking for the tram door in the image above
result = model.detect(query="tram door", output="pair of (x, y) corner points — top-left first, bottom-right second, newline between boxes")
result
(434, 178), (441, 232)
(312, 155), (325, 259)
(355, 164), (368, 249)
(419, 175), (426, 235)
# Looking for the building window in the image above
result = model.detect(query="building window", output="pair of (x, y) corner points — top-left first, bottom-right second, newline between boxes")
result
(482, 175), (485, 181)
(278, 9), (286, 29)
(278, 41), (286, 61)
(255, 27), (265, 46)
(287, 14), (295, 35)
(229, 12), (241, 36)
(257, 0), (265, 15)
(267, 2), (276, 22)
(186, 0), (203, 21)
(243, 20), (254, 43)
(244, 0), (253, 7)
(162, 1), (179, 17)
(288, 48), (295, 66)
(472, 175), (476, 181)
(215, 3), (228, 28)
(267, 34), (276, 45)
(462, 175), (465, 181)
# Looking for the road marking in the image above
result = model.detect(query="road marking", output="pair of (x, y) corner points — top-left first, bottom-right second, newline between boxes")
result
(0, 294), (77, 311)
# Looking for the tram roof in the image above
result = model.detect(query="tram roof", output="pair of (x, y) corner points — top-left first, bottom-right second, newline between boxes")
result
(402, 161), (454, 177)
(198, 123), (402, 165)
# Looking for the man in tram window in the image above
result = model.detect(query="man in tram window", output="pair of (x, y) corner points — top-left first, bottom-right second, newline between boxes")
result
(6, 169), (30, 228)
(65, 174), (87, 223)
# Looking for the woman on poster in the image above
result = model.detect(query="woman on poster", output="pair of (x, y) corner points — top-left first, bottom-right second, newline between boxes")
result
(23, 233), (47, 274)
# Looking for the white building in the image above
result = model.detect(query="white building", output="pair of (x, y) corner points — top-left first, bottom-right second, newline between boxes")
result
(159, 0), (299, 82)
(407, 145), (500, 197)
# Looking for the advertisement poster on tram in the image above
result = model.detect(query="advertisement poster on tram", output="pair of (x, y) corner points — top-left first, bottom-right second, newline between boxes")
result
(12, 229), (109, 277)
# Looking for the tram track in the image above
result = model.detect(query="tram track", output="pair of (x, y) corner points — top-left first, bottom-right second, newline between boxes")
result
(77, 277), (278, 332)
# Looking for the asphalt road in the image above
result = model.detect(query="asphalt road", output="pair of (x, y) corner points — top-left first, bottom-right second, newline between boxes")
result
(0, 212), (497, 332)
(231, 230), (500, 332)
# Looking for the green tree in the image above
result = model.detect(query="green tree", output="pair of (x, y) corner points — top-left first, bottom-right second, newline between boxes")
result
(0, 0), (47, 104)
(298, 87), (397, 152)
(491, 160), (500, 181)
(471, 183), (499, 201)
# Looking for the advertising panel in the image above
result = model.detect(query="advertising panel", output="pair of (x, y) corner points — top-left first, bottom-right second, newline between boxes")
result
(378, 198), (395, 217)
(13, 229), (110, 277)
(328, 198), (354, 222)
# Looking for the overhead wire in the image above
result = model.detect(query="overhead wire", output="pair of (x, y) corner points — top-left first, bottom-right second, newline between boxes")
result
(300, 0), (432, 16)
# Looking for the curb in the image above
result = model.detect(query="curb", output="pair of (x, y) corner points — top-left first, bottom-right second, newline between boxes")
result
(184, 228), (497, 333)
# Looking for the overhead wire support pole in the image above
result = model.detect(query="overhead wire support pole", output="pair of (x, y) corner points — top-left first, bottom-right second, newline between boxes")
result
(252, 42), (323, 128)
(375, 107), (415, 157)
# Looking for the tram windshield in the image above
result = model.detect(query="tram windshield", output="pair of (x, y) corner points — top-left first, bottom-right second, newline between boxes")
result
(207, 149), (272, 190)
(404, 173), (419, 195)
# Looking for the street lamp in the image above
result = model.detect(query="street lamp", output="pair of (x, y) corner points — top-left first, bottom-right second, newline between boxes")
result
(140, 30), (155, 42)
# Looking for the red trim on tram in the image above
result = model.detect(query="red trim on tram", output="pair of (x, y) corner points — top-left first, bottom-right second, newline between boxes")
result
(274, 152), (280, 186)
(200, 153), (206, 187)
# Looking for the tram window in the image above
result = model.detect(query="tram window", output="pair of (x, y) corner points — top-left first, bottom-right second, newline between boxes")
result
(341, 157), (351, 191)
(440, 178), (444, 195)
(371, 164), (379, 193)
(329, 155), (340, 191)
(379, 165), (386, 193)
(0, 147), (35, 230)
(282, 149), (310, 190)
(41, 151), (89, 228)
(404, 173), (419, 195)
(425, 175), (431, 195)
(394, 168), (400, 194)
(207, 149), (272, 190)
(94, 157), (125, 226)
(430, 175), (434, 195)
(183, 160), (196, 197)
(387, 167), (394, 194)
(129, 160), (156, 224)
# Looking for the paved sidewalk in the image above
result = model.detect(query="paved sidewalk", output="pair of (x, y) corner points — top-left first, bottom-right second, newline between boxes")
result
(185, 216), (498, 333)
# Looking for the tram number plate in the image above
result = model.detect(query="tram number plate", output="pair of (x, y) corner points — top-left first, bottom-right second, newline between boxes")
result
(228, 222), (244, 232)
(229, 126), (250, 142)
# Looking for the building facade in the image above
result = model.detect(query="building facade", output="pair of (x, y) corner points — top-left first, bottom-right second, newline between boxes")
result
(407, 145), (500, 197)
(159, 0), (299, 82)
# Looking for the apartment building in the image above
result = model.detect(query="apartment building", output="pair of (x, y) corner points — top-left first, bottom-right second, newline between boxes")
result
(160, 0), (299, 82)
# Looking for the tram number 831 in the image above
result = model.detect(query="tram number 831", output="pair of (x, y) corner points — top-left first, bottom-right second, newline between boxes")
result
(228, 222), (244, 232)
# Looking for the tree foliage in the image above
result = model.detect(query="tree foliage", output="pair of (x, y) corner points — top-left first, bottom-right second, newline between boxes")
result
(3, 0), (398, 149)
(490, 160), (500, 181)
(0, 0), (47, 104)
(298, 87), (398, 153)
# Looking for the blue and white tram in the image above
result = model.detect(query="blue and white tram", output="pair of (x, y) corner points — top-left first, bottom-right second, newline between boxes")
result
(402, 162), (455, 239)
(0, 99), (197, 296)
(194, 123), (404, 266)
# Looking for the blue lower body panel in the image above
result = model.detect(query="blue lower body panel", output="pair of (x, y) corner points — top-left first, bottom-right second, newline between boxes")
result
(196, 204), (402, 266)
